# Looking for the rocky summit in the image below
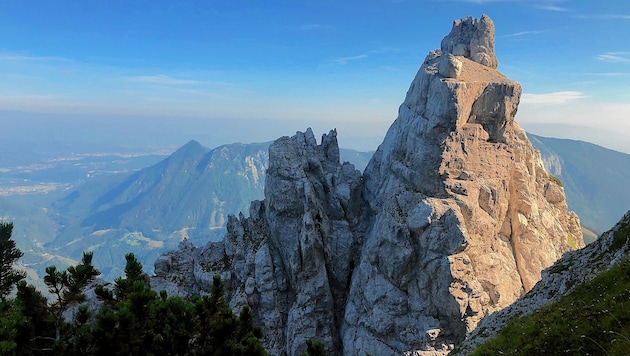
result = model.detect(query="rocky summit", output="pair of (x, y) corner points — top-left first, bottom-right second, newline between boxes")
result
(151, 15), (583, 355)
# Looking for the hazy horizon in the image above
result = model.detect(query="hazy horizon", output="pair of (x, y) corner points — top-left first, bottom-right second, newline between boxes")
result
(2, 1), (630, 154)
(3, 109), (630, 156)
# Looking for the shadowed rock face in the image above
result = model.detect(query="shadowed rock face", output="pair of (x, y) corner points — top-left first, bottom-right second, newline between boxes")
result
(151, 15), (583, 356)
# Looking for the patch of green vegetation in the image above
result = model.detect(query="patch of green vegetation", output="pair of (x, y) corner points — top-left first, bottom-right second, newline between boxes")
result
(547, 262), (568, 274)
(548, 255), (576, 275)
(471, 257), (630, 355)
(548, 174), (563, 187)
(120, 232), (144, 246)
(302, 338), (326, 356)
(567, 233), (579, 250)
(609, 224), (630, 253)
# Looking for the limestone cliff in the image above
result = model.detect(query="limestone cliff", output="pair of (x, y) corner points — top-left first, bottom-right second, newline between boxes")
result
(455, 210), (630, 354)
(151, 15), (583, 355)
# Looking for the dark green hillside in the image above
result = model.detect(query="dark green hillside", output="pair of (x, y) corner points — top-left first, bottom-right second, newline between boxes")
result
(0, 195), (75, 293)
(48, 140), (269, 279)
(529, 133), (630, 235)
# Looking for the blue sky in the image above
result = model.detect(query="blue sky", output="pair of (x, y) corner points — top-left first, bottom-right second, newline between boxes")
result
(1, 0), (630, 152)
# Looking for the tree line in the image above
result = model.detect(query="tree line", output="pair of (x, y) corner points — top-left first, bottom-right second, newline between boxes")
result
(0, 221), (266, 355)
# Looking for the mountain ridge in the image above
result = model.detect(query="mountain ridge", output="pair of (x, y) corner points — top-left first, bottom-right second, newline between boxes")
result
(528, 133), (630, 234)
(5, 124), (626, 293)
(46, 140), (269, 278)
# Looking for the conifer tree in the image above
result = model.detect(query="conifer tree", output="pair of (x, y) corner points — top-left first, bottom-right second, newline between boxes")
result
(44, 251), (100, 341)
(112, 252), (148, 301)
(14, 280), (55, 354)
(4, 248), (267, 355)
(0, 222), (26, 301)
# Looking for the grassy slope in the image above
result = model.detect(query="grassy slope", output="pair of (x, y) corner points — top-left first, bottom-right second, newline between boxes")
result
(471, 224), (630, 355)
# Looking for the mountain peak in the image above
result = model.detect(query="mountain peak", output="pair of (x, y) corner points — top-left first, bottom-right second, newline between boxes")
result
(179, 139), (205, 152)
(441, 14), (498, 69)
(166, 140), (209, 163)
(152, 15), (582, 355)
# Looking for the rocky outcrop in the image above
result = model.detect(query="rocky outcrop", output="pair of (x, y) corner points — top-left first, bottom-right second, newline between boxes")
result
(455, 210), (630, 354)
(440, 15), (498, 69)
(151, 15), (583, 355)
(341, 14), (582, 355)
(153, 128), (367, 355)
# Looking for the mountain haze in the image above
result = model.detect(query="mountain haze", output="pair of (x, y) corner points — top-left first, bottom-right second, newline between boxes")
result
(57, 140), (267, 235)
(46, 140), (268, 278)
(3, 126), (626, 287)
(529, 133), (630, 235)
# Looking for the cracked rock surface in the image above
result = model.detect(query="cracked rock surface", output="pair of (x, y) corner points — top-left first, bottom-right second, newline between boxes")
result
(151, 15), (582, 355)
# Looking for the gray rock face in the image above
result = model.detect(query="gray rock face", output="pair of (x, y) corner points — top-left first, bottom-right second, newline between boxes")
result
(441, 15), (498, 69)
(151, 15), (582, 355)
(153, 128), (367, 355)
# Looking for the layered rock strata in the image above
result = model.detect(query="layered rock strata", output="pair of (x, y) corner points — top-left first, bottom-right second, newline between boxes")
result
(151, 15), (583, 355)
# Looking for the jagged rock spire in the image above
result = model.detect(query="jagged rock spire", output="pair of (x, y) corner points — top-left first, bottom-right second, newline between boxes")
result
(441, 14), (498, 69)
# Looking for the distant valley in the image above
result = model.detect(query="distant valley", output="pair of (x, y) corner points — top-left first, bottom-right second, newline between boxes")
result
(0, 133), (628, 284)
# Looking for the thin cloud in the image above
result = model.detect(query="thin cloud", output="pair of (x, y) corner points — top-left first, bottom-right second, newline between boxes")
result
(585, 72), (630, 77)
(535, 4), (569, 12)
(0, 53), (71, 63)
(596, 52), (630, 63)
(574, 14), (630, 20)
(299, 24), (333, 31)
(126, 75), (234, 88)
(333, 54), (369, 65)
(331, 47), (400, 66)
(441, 0), (569, 10)
(127, 75), (206, 86)
(503, 30), (549, 38)
(521, 91), (589, 104)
